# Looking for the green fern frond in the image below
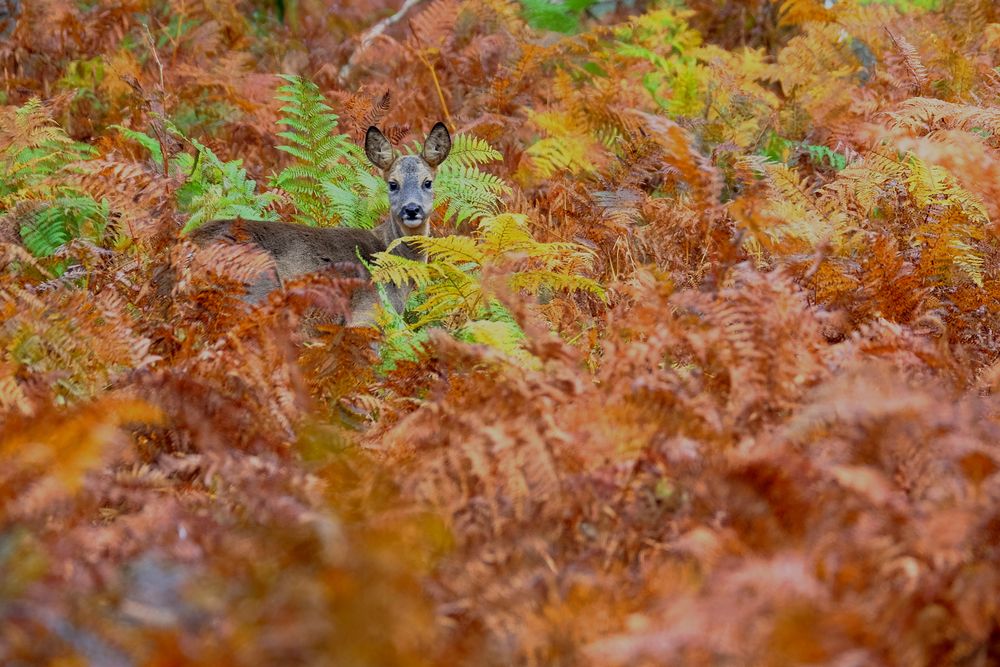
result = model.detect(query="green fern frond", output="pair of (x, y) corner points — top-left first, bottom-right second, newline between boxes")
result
(445, 134), (504, 168)
(434, 151), (510, 227)
(19, 192), (110, 258)
(374, 295), (430, 372)
(177, 136), (278, 234)
(110, 125), (164, 166)
(519, 0), (598, 33)
(411, 264), (483, 328)
(0, 100), (105, 261)
(270, 75), (382, 229)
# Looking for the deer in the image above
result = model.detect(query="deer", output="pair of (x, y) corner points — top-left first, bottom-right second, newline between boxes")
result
(184, 122), (452, 326)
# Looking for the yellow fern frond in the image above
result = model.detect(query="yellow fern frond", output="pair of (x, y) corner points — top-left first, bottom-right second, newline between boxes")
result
(412, 264), (483, 328)
(767, 163), (815, 216)
(829, 163), (888, 215)
(477, 213), (536, 255)
(396, 234), (485, 266)
(906, 155), (990, 223)
(771, 23), (857, 98)
(915, 209), (985, 287)
(460, 319), (523, 353)
(509, 270), (607, 300)
(524, 135), (597, 178)
(370, 251), (435, 288)
(458, 319), (539, 368)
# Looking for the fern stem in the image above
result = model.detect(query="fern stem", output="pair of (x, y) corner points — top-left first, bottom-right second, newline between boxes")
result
(408, 25), (454, 131)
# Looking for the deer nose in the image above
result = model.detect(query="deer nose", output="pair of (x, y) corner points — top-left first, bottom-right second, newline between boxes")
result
(402, 204), (423, 219)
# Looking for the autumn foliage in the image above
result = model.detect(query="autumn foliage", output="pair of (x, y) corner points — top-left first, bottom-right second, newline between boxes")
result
(2, 0), (1000, 664)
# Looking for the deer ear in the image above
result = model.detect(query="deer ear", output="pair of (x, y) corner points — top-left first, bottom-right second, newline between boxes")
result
(421, 122), (451, 168)
(365, 126), (394, 170)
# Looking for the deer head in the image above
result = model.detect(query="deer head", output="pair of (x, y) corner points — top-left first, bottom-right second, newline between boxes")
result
(364, 122), (452, 234)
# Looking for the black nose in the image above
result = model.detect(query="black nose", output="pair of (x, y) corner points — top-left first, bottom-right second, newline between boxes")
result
(402, 204), (422, 219)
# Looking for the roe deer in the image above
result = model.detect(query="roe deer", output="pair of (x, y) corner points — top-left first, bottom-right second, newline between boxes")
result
(186, 122), (452, 326)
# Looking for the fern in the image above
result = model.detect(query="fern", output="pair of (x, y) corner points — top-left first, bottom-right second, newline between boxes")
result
(904, 154), (988, 286)
(0, 99), (96, 205)
(887, 98), (1000, 137)
(0, 99), (107, 261)
(435, 165), (509, 226)
(522, 111), (605, 181)
(457, 316), (538, 367)
(518, 0), (598, 33)
(433, 134), (510, 227)
(371, 212), (604, 340)
(762, 132), (849, 171)
(112, 124), (279, 234)
(612, 10), (704, 116)
(804, 144), (848, 171)
(368, 252), (436, 289)
(444, 134), (503, 168)
(398, 233), (486, 266)
(176, 136), (279, 233)
(748, 160), (856, 253)
(20, 191), (110, 258)
(110, 124), (164, 165)
(508, 269), (605, 298)
(270, 75), (386, 228)
(373, 282), (430, 373)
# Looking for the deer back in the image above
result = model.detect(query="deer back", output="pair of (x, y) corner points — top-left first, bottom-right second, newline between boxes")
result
(188, 218), (410, 324)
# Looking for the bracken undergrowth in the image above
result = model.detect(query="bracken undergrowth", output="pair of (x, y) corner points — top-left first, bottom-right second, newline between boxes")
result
(2, 0), (1000, 664)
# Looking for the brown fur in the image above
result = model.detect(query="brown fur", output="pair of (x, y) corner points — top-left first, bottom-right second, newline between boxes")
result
(186, 217), (426, 325)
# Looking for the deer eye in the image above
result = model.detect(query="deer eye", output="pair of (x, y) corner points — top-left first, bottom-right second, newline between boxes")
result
(423, 179), (433, 190)
(388, 181), (399, 192)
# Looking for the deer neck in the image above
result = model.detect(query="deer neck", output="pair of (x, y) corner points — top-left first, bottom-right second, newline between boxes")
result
(374, 216), (428, 263)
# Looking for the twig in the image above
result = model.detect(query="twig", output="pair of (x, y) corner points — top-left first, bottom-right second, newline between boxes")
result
(338, 0), (429, 83)
(140, 25), (171, 176)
